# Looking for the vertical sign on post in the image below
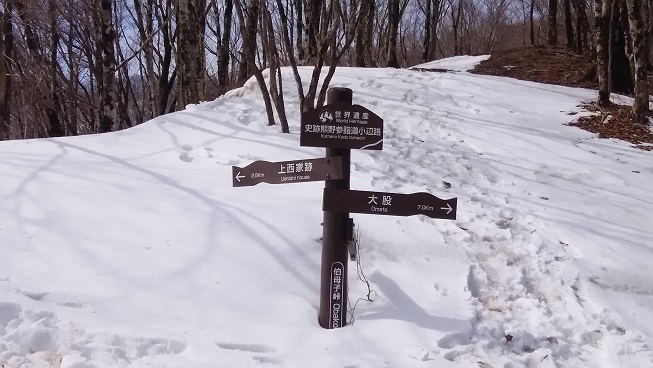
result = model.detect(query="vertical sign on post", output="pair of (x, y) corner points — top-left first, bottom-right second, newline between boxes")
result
(316, 87), (352, 329)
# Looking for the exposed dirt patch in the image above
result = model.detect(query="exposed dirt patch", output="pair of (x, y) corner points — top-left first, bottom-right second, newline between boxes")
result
(570, 102), (653, 151)
(469, 45), (652, 150)
(471, 45), (597, 89)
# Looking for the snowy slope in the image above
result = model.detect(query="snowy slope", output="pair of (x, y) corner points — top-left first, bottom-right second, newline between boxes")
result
(1, 59), (652, 368)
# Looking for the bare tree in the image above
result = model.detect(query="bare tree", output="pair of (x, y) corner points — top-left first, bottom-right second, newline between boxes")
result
(529, 0), (535, 45)
(387, 0), (400, 66)
(574, 0), (590, 53)
(564, 0), (574, 48)
(261, 5), (289, 132)
(96, 0), (118, 132)
(595, 0), (611, 106)
(625, 0), (650, 124)
(233, 0), (275, 126)
(217, 0), (233, 95)
(294, 0), (305, 61)
(451, 0), (463, 55)
(0, 0), (13, 139)
(276, 0), (361, 112)
(155, 0), (176, 115)
(421, 0), (446, 61)
(176, 0), (206, 109)
(356, 0), (375, 66)
(133, 0), (158, 118)
(547, 0), (557, 45)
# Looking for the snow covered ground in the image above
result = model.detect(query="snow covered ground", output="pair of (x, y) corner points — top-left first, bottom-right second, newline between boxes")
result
(1, 57), (652, 368)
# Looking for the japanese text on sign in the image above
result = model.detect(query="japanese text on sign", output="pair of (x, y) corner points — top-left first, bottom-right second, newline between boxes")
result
(368, 194), (393, 213)
(304, 125), (382, 137)
(330, 262), (345, 328)
(278, 162), (314, 174)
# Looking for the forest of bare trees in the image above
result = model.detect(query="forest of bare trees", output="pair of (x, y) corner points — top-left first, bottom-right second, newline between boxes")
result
(0, 0), (650, 140)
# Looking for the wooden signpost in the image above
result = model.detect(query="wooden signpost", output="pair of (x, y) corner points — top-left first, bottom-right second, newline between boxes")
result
(233, 87), (458, 330)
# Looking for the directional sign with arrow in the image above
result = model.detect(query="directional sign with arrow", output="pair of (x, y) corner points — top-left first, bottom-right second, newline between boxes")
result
(232, 157), (344, 187)
(322, 188), (457, 220)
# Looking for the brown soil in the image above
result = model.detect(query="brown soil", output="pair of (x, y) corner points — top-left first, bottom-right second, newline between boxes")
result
(571, 102), (653, 151)
(469, 45), (653, 150)
(471, 45), (597, 89)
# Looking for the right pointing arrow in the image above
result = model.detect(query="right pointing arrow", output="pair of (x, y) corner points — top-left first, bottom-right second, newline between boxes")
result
(441, 203), (453, 214)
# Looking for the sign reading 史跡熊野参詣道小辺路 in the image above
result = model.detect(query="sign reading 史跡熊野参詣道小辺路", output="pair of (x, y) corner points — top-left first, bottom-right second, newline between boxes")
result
(300, 102), (384, 150)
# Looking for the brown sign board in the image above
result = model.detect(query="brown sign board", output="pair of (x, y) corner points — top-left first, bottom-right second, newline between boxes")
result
(300, 102), (384, 150)
(323, 188), (457, 220)
(232, 156), (343, 187)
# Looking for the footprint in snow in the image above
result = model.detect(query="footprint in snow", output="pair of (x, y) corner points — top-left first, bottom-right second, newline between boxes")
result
(178, 144), (195, 162)
(216, 342), (282, 365)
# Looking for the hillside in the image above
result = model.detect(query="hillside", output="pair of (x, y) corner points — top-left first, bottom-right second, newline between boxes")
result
(470, 46), (653, 150)
(1, 58), (652, 368)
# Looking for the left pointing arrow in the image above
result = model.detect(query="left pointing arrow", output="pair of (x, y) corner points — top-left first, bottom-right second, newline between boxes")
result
(235, 172), (245, 182)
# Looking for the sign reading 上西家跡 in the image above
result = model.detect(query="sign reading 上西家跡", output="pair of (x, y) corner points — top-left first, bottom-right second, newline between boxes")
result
(232, 157), (344, 187)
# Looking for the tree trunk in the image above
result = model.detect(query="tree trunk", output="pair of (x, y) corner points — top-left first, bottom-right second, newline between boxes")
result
(48, 0), (63, 137)
(263, 9), (289, 133)
(233, 0), (275, 126)
(423, 0), (432, 62)
(580, 0), (589, 50)
(387, 0), (400, 67)
(529, 0), (535, 45)
(294, 0), (305, 62)
(134, 0), (158, 118)
(625, 0), (650, 124)
(356, 0), (374, 66)
(452, 0), (462, 55)
(429, 0), (443, 59)
(176, 0), (206, 109)
(612, 0), (634, 94)
(218, 0), (233, 95)
(365, 0), (376, 65)
(564, 0), (574, 49)
(97, 0), (117, 133)
(65, 18), (78, 136)
(0, 0), (13, 140)
(157, 0), (175, 115)
(595, 0), (611, 106)
(574, 0), (583, 51)
(276, 0), (306, 110)
(237, 0), (257, 85)
(15, 0), (64, 136)
(548, 0), (558, 45)
(306, 0), (321, 63)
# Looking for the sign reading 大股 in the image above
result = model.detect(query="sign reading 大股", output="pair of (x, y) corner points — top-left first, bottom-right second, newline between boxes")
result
(232, 157), (343, 187)
(322, 188), (457, 220)
(300, 102), (384, 150)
